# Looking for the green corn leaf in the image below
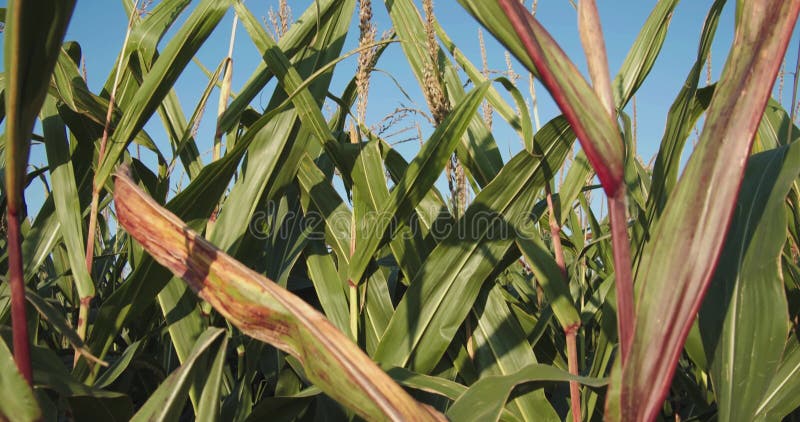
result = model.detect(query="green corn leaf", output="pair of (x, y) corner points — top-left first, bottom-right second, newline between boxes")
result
(374, 115), (574, 374)
(219, 0), (345, 134)
(469, 284), (559, 421)
(131, 328), (226, 422)
(348, 82), (490, 285)
(447, 363), (606, 422)
(94, 0), (230, 189)
(0, 337), (41, 422)
(196, 333), (229, 422)
(459, 0), (624, 194)
(698, 140), (800, 421)
(386, 0), (503, 187)
(434, 23), (527, 140)
(642, 0), (725, 225)
(612, 0), (679, 109)
(296, 155), (353, 267)
(25, 290), (103, 367)
(757, 339), (800, 419)
(516, 235), (580, 329)
(93, 340), (143, 389)
(4, 0), (75, 207)
(41, 96), (95, 304)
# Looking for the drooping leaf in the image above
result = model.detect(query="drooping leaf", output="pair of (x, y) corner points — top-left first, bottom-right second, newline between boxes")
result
(113, 166), (445, 421)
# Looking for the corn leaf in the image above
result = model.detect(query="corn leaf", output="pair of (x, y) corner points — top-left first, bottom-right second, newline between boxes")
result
(374, 115), (573, 373)
(130, 328), (226, 422)
(757, 340), (800, 419)
(698, 140), (800, 421)
(0, 337), (40, 422)
(386, 0), (503, 187)
(608, 2), (800, 419)
(41, 96), (95, 308)
(348, 82), (490, 285)
(113, 166), (445, 421)
(446, 363), (606, 422)
(94, 0), (230, 189)
(459, 0), (624, 194)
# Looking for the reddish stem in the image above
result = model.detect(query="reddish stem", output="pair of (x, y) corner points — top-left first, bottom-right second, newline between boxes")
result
(545, 186), (567, 277)
(566, 325), (581, 422)
(7, 207), (33, 384)
(546, 185), (581, 422)
(608, 192), (634, 363)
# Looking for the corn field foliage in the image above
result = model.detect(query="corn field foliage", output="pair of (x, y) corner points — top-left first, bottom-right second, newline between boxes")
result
(2, 0), (800, 420)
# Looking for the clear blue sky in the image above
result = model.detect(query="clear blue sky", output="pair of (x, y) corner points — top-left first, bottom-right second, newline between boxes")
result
(8, 0), (800, 212)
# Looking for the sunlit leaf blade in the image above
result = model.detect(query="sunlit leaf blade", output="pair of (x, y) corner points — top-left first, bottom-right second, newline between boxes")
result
(641, 0), (725, 226)
(385, 0), (503, 187)
(609, 2), (800, 420)
(374, 115), (574, 374)
(41, 96), (95, 313)
(113, 166), (445, 421)
(470, 285), (559, 421)
(94, 0), (230, 189)
(434, 23), (528, 141)
(219, 0), (344, 134)
(611, 0), (679, 109)
(0, 337), (41, 422)
(348, 82), (490, 284)
(447, 364), (606, 422)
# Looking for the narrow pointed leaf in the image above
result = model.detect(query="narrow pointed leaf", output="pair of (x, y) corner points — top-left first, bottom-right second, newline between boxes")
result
(612, 0), (679, 109)
(470, 284), (559, 421)
(41, 96), (95, 302)
(757, 340), (800, 419)
(94, 0), (230, 188)
(196, 334), (229, 422)
(385, 0), (503, 186)
(374, 116), (574, 373)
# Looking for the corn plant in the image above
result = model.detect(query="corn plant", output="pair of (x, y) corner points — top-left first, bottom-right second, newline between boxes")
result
(2, 0), (800, 421)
